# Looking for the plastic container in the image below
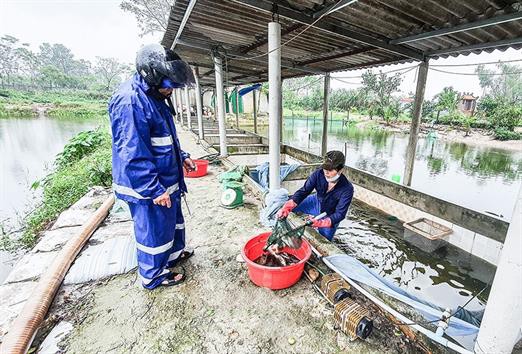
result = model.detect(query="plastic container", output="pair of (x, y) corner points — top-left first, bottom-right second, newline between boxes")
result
(241, 232), (312, 290)
(184, 159), (209, 178)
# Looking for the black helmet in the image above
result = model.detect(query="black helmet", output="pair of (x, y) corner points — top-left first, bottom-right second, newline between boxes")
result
(136, 43), (195, 88)
(321, 151), (345, 171)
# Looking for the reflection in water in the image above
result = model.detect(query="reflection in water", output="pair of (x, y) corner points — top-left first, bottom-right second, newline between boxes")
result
(0, 117), (101, 226)
(335, 201), (495, 312)
(256, 117), (522, 218)
(0, 117), (101, 283)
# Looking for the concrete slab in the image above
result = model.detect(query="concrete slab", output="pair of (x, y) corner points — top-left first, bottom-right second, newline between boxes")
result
(0, 281), (37, 340)
(89, 221), (134, 244)
(51, 188), (111, 230)
(68, 187), (110, 210)
(3, 251), (58, 284)
(64, 236), (137, 285)
(50, 209), (93, 230)
(37, 321), (73, 354)
(33, 226), (83, 253)
(105, 198), (132, 223)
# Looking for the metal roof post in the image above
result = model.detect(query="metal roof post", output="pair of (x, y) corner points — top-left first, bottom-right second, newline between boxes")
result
(268, 21), (281, 192)
(193, 66), (204, 141)
(184, 86), (192, 130)
(235, 85), (240, 128)
(176, 89), (184, 126)
(213, 53), (228, 157)
(253, 88), (258, 134)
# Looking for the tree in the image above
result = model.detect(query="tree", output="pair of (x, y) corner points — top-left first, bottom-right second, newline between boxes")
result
(120, 0), (173, 36)
(476, 63), (522, 103)
(0, 35), (20, 86)
(38, 43), (77, 75)
(490, 105), (522, 132)
(434, 86), (460, 121)
(330, 88), (360, 120)
(15, 44), (40, 85)
(94, 57), (129, 91)
(361, 70), (402, 124)
(38, 65), (66, 89)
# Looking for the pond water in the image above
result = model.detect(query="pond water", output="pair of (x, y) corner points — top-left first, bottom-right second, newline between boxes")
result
(0, 116), (101, 284)
(256, 117), (522, 219)
(250, 117), (516, 341)
(336, 201), (494, 312)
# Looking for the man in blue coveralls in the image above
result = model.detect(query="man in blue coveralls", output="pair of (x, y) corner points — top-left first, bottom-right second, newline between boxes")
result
(109, 44), (196, 289)
(277, 151), (354, 241)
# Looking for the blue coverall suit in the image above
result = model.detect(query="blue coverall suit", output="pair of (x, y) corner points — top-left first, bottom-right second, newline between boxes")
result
(291, 169), (354, 241)
(109, 73), (189, 289)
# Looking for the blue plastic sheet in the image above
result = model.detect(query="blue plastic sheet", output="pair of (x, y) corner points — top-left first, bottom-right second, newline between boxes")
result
(250, 162), (299, 192)
(259, 188), (289, 227)
(239, 83), (261, 96)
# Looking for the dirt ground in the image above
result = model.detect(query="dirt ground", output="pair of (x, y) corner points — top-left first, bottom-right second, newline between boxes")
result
(42, 127), (419, 354)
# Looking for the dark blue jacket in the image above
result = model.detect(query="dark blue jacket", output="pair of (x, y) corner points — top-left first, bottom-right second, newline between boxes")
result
(291, 169), (353, 225)
(109, 73), (189, 204)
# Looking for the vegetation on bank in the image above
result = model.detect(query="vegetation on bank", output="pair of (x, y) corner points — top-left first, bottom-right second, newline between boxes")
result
(0, 88), (110, 118)
(1, 129), (112, 249)
(282, 63), (522, 140)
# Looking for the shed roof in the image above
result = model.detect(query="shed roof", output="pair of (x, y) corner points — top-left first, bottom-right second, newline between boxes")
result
(161, 0), (522, 87)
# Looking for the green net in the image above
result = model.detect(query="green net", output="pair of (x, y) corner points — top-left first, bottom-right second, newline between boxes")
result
(217, 165), (248, 184)
(265, 218), (306, 250)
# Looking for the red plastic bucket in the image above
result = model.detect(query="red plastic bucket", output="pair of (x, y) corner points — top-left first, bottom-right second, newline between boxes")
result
(184, 159), (209, 178)
(242, 232), (312, 290)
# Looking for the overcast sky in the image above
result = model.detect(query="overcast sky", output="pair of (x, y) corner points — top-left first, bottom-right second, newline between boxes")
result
(1, 0), (520, 99)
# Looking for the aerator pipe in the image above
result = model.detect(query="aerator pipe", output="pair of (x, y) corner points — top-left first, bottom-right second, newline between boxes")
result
(0, 195), (115, 354)
(323, 258), (473, 354)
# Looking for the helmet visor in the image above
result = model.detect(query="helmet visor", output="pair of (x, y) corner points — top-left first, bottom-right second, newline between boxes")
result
(159, 60), (195, 88)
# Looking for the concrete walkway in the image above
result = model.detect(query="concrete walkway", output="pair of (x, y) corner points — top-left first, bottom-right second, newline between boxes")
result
(1, 126), (411, 353)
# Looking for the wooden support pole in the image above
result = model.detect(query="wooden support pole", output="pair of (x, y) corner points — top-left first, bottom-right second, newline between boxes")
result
(321, 73), (330, 156)
(404, 61), (429, 186)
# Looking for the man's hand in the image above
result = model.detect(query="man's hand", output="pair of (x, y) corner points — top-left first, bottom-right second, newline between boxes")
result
(183, 158), (196, 173)
(306, 216), (332, 228)
(153, 191), (172, 208)
(277, 200), (297, 219)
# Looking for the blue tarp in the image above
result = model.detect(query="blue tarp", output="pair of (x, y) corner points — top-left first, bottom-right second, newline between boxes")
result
(252, 162), (299, 227)
(239, 83), (262, 96)
(260, 188), (289, 227)
(250, 162), (299, 192)
(324, 254), (480, 340)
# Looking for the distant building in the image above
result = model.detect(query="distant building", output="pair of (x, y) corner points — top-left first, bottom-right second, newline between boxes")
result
(458, 92), (478, 116)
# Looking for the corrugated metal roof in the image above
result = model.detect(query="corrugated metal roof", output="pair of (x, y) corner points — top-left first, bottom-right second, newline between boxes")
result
(161, 0), (522, 86)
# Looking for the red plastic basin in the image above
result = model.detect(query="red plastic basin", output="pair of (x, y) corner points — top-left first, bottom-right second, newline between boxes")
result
(184, 159), (209, 178)
(241, 232), (312, 290)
